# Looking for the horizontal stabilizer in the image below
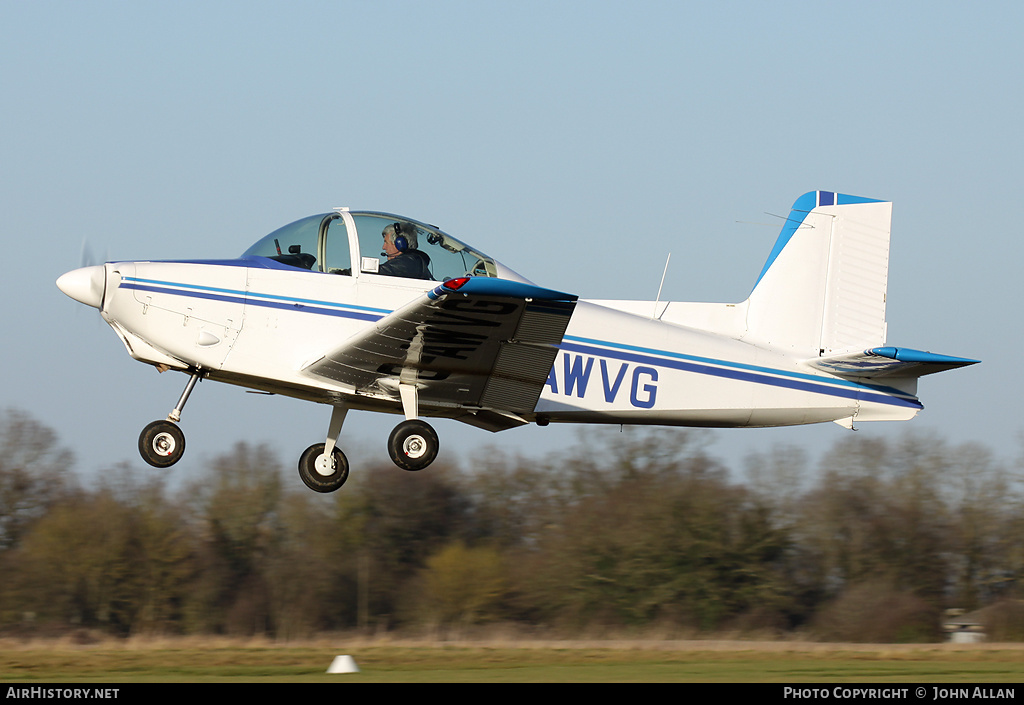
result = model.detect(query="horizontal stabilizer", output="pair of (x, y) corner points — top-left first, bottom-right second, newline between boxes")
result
(807, 347), (979, 379)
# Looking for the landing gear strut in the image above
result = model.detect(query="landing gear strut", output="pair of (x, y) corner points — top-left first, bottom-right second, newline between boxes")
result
(385, 382), (439, 471)
(138, 369), (201, 468)
(297, 405), (350, 493)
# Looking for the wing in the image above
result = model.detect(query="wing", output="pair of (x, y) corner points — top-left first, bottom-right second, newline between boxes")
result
(302, 277), (578, 426)
(806, 346), (979, 379)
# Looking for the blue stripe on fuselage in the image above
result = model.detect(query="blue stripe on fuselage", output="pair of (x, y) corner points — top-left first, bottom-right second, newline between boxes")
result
(121, 276), (918, 409)
(560, 337), (921, 409)
(121, 277), (387, 322)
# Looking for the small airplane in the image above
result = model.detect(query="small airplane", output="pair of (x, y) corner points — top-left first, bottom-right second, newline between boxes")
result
(57, 191), (978, 492)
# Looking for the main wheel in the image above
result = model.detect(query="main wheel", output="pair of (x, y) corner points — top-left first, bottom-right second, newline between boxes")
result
(139, 420), (185, 468)
(298, 443), (349, 493)
(387, 419), (439, 471)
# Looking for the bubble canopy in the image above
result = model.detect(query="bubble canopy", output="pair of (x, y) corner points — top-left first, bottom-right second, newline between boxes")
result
(241, 210), (520, 283)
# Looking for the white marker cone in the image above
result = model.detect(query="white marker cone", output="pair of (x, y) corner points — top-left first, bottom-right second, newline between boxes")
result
(327, 654), (360, 673)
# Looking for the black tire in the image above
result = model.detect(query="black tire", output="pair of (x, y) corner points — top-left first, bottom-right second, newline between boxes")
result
(298, 443), (349, 493)
(387, 419), (439, 471)
(139, 420), (185, 468)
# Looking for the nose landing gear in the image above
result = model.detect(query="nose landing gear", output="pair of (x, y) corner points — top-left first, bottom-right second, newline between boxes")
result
(138, 369), (201, 468)
(139, 420), (185, 468)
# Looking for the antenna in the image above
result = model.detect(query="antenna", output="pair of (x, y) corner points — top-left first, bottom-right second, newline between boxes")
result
(652, 253), (671, 320)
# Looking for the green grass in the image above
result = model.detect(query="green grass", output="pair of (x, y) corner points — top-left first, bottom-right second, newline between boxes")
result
(2, 640), (1024, 683)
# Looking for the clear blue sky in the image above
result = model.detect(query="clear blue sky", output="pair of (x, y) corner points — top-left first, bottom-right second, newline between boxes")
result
(3, 1), (1019, 485)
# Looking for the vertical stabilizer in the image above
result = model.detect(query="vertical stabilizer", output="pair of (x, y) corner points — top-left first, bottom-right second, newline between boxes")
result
(743, 191), (892, 357)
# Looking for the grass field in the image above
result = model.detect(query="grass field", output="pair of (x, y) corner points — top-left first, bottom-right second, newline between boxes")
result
(2, 637), (1024, 682)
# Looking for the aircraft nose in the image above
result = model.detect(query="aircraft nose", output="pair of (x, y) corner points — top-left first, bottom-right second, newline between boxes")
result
(57, 265), (105, 309)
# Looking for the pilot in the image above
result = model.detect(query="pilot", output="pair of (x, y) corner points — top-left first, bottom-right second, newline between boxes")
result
(379, 222), (432, 279)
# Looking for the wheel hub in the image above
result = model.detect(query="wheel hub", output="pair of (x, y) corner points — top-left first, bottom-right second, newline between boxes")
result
(314, 452), (336, 477)
(153, 433), (176, 456)
(403, 435), (426, 458)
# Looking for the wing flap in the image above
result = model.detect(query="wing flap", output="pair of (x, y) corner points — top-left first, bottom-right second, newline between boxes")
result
(303, 278), (578, 414)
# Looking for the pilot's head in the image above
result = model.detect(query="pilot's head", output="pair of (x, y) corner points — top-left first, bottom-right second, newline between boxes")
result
(382, 222), (418, 257)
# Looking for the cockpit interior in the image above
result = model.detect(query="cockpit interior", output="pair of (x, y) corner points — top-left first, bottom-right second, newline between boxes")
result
(242, 211), (500, 282)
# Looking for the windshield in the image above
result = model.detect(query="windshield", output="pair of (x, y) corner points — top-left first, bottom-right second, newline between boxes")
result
(241, 214), (325, 270)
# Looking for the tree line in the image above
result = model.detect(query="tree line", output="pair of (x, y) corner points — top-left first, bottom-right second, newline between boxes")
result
(1, 407), (1023, 641)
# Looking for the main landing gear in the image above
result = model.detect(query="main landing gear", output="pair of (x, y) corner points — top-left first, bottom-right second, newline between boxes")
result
(387, 419), (439, 471)
(299, 383), (439, 493)
(298, 411), (438, 493)
(297, 405), (350, 493)
(384, 382), (438, 471)
(138, 370), (201, 468)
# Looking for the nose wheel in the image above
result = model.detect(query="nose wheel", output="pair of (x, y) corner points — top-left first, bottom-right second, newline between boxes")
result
(139, 420), (185, 468)
(387, 419), (439, 471)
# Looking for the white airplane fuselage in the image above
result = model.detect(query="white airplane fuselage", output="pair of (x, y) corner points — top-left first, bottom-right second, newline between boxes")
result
(83, 258), (920, 430)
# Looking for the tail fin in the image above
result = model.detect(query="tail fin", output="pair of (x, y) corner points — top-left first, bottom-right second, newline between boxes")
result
(743, 191), (892, 356)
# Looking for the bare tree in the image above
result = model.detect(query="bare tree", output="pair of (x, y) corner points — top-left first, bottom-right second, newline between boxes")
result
(0, 409), (75, 551)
